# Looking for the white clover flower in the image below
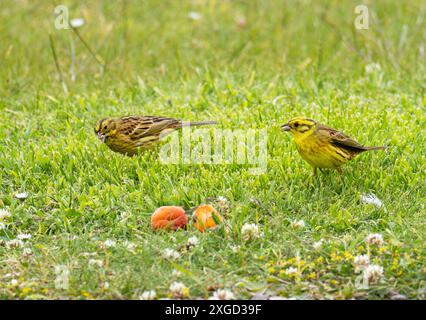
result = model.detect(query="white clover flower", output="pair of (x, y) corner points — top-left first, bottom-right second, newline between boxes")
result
(169, 282), (189, 298)
(10, 279), (19, 286)
(291, 220), (305, 229)
(140, 290), (156, 300)
(187, 236), (199, 247)
(0, 209), (11, 220)
(88, 259), (104, 267)
(241, 223), (261, 242)
(353, 254), (370, 273)
(188, 12), (202, 21)
(162, 248), (180, 260)
(285, 267), (299, 276)
(104, 239), (116, 248)
(209, 289), (236, 300)
(365, 233), (384, 246)
(70, 18), (85, 28)
(363, 264), (384, 284)
(17, 233), (32, 240)
(6, 239), (24, 249)
(14, 192), (28, 199)
(0, 222), (5, 230)
(313, 239), (323, 250)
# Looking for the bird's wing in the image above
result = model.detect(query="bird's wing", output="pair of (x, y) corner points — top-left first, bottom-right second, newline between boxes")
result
(123, 116), (181, 140)
(316, 124), (367, 151)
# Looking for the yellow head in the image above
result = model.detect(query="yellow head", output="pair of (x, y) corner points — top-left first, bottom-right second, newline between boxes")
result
(281, 117), (317, 139)
(94, 118), (117, 143)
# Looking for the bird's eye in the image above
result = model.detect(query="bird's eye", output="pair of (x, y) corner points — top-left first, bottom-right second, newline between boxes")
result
(294, 122), (299, 128)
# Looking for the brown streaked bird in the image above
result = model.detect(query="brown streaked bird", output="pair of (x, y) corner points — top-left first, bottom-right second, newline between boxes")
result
(281, 117), (386, 176)
(95, 116), (217, 156)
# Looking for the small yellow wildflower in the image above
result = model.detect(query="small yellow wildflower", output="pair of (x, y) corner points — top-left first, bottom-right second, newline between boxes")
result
(182, 287), (190, 298)
(21, 287), (32, 295)
(267, 267), (276, 274)
(308, 272), (316, 280)
(330, 252), (342, 262)
(82, 291), (94, 299)
(343, 251), (353, 260)
(378, 246), (389, 254)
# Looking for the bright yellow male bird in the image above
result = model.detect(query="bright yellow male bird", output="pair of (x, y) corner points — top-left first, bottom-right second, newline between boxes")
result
(95, 116), (216, 156)
(281, 117), (385, 175)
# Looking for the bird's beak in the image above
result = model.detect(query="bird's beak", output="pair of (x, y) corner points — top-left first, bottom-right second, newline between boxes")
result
(281, 124), (291, 132)
(97, 132), (106, 143)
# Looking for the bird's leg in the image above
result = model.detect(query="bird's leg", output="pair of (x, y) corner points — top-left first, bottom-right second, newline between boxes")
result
(312, 167), (318, 176)
(336, 167), (343, 175)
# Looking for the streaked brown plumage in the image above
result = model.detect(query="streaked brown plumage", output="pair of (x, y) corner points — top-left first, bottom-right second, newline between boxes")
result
(281, 117), (386, 175)
(95, 116), (217, 156)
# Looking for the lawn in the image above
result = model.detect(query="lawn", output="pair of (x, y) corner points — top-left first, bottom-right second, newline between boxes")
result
(0, 0), (425, 300)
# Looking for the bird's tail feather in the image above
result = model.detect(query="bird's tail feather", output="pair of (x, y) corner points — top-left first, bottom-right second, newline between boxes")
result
(181, 121), (218, 127)
(365, 146), (387, 151)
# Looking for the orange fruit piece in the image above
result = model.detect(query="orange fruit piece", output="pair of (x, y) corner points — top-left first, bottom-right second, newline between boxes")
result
(192, 204), (223, 232)
(151, 206), (188, 231)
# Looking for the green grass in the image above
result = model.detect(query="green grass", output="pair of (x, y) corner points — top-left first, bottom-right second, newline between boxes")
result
(0, 0), (425, 299)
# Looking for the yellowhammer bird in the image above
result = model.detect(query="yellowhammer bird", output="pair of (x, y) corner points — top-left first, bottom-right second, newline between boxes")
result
(95, 116), (217, 156)
(281, 117), (386, 175)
